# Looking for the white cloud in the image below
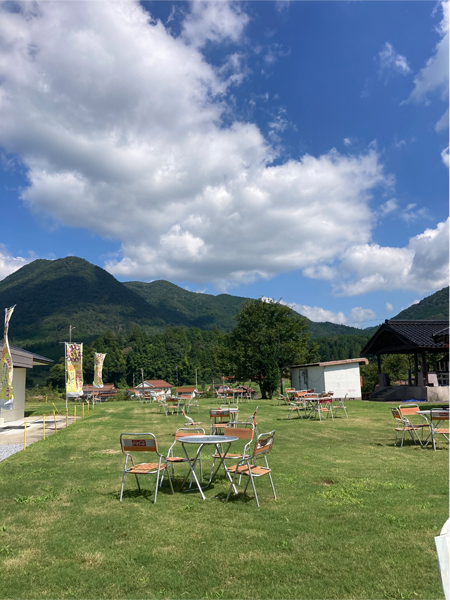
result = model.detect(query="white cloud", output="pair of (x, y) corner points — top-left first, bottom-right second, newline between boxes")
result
(407, 0), (449, 104)
(441, 145), (449, 167)
(343, 138), (352, 146)
(181, 1), (249, 48)
(435, 108), (449, 132)
(379, 198), (398, 216)
(0, 246), (32, 280)
(335, 219), (449, 296)
(0, 1), (395, 291)
(385, 302), (393, 312)
(286, 302), (376, 328)
(377, 42), (411, 79)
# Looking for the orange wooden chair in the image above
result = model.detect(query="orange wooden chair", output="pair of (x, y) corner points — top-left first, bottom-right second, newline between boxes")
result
(210, 408), (231, 434)
(166, 427), (205, 485)
(391, 407), (425, 447)
(225, 430), (276, 507)
(119, 433), (173, 503)
(429, 410), (449, 451)
(209, 422), (255, 483)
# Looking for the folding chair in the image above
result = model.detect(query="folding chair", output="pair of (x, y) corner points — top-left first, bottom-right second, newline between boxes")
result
(210, 422), (255, 483)
(332, 394), (349, 419)
(429, 410), (449, 451)
(210, 408), (231, 434)
(119, 433), (173, 503)
(391, 408), (425, 447)
(187, 396), (199, 414)
(182, 409), (202, 428)
(225, 430), (276, 508)
(166, 427), (205, 484)
(399, 405), (430, 445)
(245, 406), (259, 435)
(156, 396), (169, 416)
(310, 393), (334, 421)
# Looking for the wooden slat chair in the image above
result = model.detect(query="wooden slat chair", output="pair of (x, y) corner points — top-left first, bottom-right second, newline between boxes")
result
(119, 433), (173, 503)
(187, 396), (199, 414)
(156, 395), (169, 416)
(182, 409), (202, 428)
(245, 406), (259, 435)
(310, 393), (334, 421)
(210, 408), (231, 434)
(225, 430), (277, 508)
(287, 392), (308, 420)
(391, 408), (424, 447)
(166, 427), (205, 485)
(331, 394), (349, 419)
(210, 422), (255, 483)
(429, 411), (449, 451)
(399, 404), (430, 446)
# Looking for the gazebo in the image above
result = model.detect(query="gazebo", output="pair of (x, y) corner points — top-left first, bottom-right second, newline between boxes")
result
(362, 320), (449, 402)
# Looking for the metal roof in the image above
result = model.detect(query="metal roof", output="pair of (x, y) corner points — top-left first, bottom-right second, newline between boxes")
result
(0, 343), (53, 368)
(291, 358), (368, 368)
(362, 320), (449, 355)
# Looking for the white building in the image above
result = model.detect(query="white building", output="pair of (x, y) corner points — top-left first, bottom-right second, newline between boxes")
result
(0, 344), (53, 425)
(290, 358), (368, 400)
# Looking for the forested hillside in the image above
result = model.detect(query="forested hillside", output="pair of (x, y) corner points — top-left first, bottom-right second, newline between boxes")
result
(393, 287), (449, 320)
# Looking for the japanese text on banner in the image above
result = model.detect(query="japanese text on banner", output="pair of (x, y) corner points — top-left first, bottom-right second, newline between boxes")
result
(66, 343), (83, 397)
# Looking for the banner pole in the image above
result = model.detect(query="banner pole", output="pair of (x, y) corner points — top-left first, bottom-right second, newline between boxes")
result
(65, 342), (68, 411)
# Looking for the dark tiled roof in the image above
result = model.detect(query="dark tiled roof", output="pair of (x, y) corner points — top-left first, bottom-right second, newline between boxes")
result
(362, 320), (449, 355)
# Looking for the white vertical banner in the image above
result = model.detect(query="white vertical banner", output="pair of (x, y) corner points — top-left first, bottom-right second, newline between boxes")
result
(0, 305), (16, 410)
(65, 342), (83, 397)
(93, 353), (106, 388)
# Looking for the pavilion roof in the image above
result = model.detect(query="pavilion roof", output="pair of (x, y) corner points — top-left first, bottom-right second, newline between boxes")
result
(362, 320), (449, 355)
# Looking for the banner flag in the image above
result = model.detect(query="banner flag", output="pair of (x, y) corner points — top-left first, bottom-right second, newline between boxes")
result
(0, 305), (16, 410)
(66, 343), (83, 397)
(93, 353), (106, 388)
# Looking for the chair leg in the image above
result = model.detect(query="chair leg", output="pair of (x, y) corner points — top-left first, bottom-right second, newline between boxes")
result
(249, 473), (260, 507)
(120, 470), (127, 501)
(268, 472), (277, 501)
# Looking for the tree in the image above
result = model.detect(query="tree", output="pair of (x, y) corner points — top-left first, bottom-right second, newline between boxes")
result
(46, 364), (65, 390)
(224, 298), (319, 399)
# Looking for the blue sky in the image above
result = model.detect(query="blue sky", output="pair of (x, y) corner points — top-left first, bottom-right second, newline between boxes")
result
(0, 0), (448, 328)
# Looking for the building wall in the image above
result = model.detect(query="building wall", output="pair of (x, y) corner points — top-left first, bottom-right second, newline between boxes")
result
(323, 363), (362, 399)
(0, 367), (26, 424)
(291, 366), (325, 392)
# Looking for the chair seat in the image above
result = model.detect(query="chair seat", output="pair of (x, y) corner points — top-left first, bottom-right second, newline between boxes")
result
(128, 462), (167, 474)
(212, 452), (243, 459)
(166, 456), (191, 463)
(228, 464), (271, 476)
(434, 428), (450, 434)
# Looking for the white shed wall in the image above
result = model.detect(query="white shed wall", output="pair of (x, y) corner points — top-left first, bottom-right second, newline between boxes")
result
(323, 363), (362, 399)
(291, 366), (325, 392)
(0, 367), (26, 424)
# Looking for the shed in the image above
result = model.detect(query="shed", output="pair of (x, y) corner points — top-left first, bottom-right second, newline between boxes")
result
(290, 358), (368, 399)
(0, 344), (53, 425)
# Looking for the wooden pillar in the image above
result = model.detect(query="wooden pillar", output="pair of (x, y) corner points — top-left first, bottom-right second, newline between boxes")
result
(421, 351), (428, 386)
(414, 353), (418, 386)
(377, 354), (381, 374)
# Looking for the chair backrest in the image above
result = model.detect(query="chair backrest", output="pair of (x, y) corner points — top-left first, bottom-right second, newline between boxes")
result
(174, 427), (205, 441)
(120, 433), (158, 454)
(285, 388), (295, 394)
(211, 409), (230, 417)
(391, 407), (403, 422)
(430, 411), (449, 422)
(399, 405), (420, 417)
(253, 431), (275, 458)
(223, 423), (254, 441)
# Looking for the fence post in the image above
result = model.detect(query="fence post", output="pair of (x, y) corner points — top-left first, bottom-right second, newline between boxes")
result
(53, 411), (57, 433)
(23, 422), (27, 451)
(43, 414), (45, 440)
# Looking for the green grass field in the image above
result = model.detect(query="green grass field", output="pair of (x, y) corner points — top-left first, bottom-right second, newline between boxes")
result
(1, 399), (448, 599)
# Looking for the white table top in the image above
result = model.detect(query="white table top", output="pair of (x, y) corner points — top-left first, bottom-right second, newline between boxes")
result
(177, 435), (239, 444)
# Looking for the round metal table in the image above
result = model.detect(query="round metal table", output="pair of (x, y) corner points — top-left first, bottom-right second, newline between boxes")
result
(177, 435), (239, 500)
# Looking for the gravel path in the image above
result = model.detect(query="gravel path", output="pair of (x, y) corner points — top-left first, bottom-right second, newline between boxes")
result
(0, 444), (26, 462)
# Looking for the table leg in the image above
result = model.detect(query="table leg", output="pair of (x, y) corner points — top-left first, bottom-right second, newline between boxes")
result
(179, 443), (206, 500)
(209, 442), (238, 494)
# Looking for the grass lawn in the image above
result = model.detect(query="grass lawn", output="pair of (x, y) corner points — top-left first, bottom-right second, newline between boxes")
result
(1, 399), (448, 599)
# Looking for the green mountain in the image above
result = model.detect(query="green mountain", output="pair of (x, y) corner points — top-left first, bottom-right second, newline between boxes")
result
(392, 287), (449, 321)
(0, 257), (363, 359)
(1, 256), (446, 364)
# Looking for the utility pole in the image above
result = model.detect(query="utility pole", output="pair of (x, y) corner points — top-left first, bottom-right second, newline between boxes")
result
(176, 366), (178, 386)
(195, 368), (198, 388)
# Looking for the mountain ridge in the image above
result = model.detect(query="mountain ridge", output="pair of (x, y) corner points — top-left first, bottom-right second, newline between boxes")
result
(0, 257), (447, 360)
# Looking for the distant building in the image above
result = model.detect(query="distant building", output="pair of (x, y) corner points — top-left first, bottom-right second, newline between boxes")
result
(290, 358), (368, 400)
(0, 344), (53, 425)
(175, 386), (199, 397)
(135, 379), (173, 398)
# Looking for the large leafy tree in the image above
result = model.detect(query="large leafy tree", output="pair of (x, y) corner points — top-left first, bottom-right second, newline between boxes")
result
(225, 298), (319, 399)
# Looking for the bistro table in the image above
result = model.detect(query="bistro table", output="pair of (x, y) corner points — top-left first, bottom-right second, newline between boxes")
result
(177, 434), (238, 500)
(416, 409), (449, 446)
